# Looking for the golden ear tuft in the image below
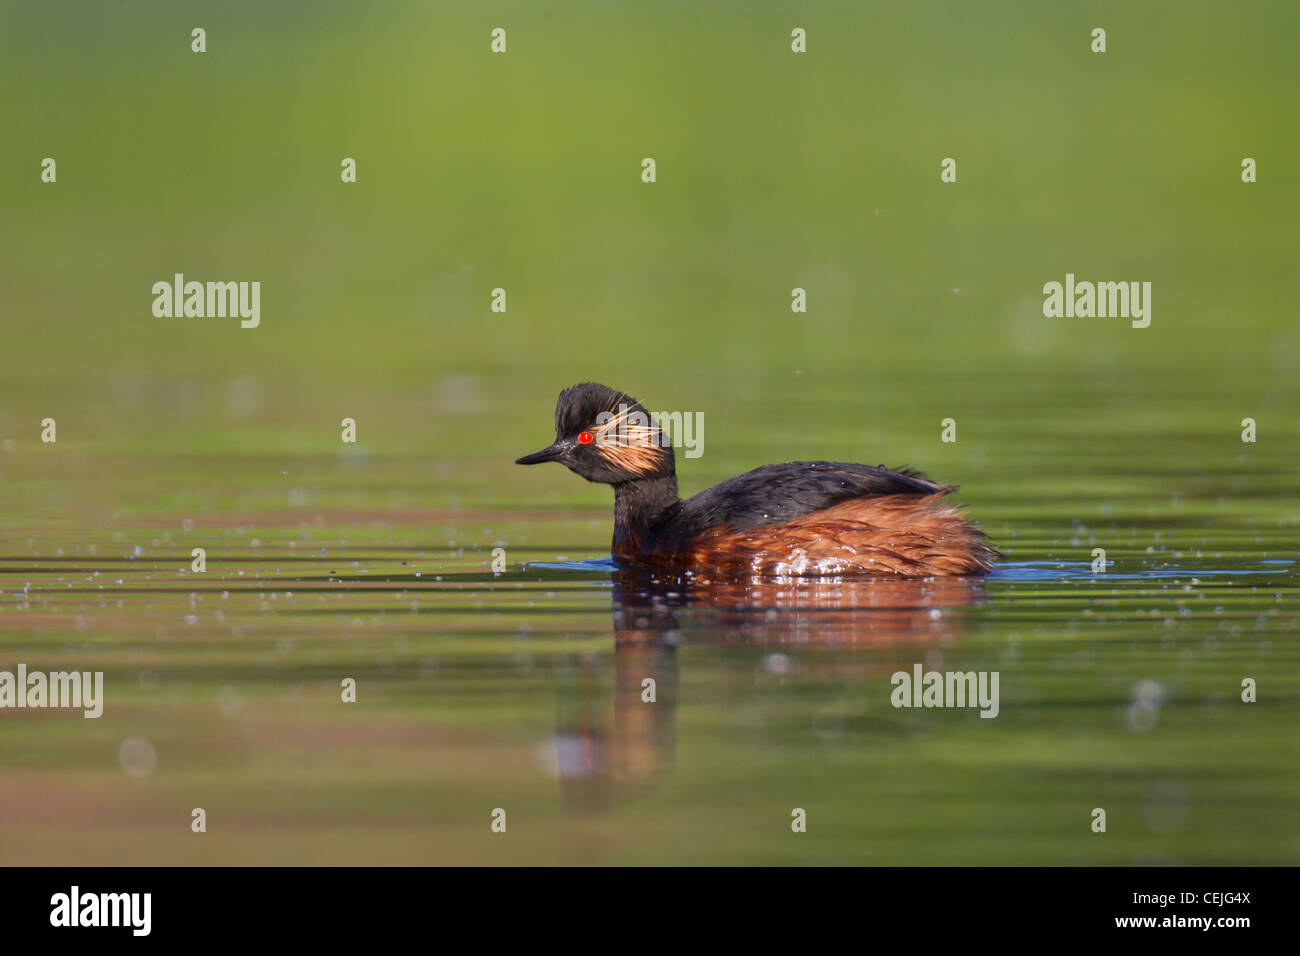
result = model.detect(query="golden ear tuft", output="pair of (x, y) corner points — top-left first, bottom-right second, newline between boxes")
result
(594, 405), (667, 474)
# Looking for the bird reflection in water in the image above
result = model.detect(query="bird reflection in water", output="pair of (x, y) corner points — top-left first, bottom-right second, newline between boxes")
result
(549, 568), (985, 811)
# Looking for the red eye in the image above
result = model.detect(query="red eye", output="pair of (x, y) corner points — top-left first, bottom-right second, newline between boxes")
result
(578, 431), (594, 445)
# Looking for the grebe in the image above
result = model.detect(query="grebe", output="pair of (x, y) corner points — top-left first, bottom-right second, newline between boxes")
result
(516, 383), (995, 577)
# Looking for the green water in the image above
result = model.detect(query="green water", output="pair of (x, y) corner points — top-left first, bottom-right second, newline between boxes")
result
(1, 1), (1298, 864)
(2, 378), (1296, 865)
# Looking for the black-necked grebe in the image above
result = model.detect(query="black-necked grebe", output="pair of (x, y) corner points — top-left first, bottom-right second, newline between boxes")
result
(516, 383), (996, 577)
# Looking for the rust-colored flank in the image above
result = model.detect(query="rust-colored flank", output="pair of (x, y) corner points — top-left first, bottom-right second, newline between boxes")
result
(647, 493), (994, 577)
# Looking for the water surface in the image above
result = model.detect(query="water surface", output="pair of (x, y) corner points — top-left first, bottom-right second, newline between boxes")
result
(2, 406), (1295, 865)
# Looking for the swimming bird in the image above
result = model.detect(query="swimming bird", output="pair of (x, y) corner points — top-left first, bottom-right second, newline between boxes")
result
(515, 383), (996, 577)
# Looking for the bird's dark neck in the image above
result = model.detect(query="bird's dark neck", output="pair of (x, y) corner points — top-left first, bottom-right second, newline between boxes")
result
(613, 475), (680, 541)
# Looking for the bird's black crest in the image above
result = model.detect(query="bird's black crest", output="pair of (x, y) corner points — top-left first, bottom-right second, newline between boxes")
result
(554, 382), (650, 435)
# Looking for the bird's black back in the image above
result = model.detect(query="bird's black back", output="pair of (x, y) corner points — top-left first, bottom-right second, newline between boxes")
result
(671, 461), (951, 534)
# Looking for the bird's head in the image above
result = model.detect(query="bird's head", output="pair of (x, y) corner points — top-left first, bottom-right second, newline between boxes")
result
(515, 383), (675, 484)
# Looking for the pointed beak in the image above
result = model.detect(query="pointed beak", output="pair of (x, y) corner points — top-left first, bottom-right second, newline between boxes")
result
(515, 440), (568, 465)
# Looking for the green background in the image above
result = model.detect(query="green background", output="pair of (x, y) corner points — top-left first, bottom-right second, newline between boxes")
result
(0, 1), (1296, 865)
